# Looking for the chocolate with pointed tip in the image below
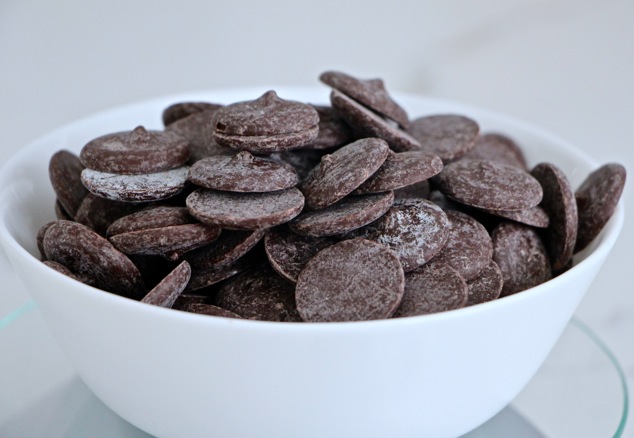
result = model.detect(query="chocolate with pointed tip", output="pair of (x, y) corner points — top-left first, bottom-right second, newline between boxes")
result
(80, 126), (190, 174)
(320, 71), (410, 128)
(212, 90), (319, 153)
(188, 151), (298, 192)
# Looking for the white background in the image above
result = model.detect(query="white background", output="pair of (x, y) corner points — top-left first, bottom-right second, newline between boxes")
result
(1, 1), (633, 436)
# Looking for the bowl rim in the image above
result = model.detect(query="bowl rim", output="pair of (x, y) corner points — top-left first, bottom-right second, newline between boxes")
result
(0, 86), (625, 331)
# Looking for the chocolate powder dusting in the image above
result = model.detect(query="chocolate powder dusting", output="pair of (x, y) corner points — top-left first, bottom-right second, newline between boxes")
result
(361, 199), (450, 272)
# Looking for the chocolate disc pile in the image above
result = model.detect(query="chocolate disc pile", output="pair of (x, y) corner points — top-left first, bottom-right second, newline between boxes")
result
(41, 71), (626, 322)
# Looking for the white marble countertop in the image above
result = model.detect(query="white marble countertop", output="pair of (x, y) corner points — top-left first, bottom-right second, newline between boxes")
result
(1, 1), (632, 436)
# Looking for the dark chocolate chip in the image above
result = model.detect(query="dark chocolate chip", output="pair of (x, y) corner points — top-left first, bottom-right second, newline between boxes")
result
(289, 192), (394, 237)
(141, 261), (191, 307)
(107, 206), (195, 237)
(480, 205), (550, 229)
(75, 193), (146, 236)
(162, 102), (223, 127)
(109, 223), (221, 261)
(184, 303), (242, 319)
(355, 150), (443, 194)
(359, 199), (450, 272)
(217, 265), (302, 322)
(304, 105), (353, 149)
(264, 226), (337, 283)
(574, 163), (626, 252)
(393, 180), (431, 201)
(185, 229), (266, 270)
(301, 137), (389, 209)
(268, 148), (331, 182)
(408, 115), (479, 161)
(186, 187), (304, 230)
(188, 151), (298, 192)
(37, 221), (57, 260)
(435, 159), (543, 211)
(166, 110), (235, 163)
(429, 210), (493, 281)
(43, 220), (145, 298)
(531, 162), (578, 270)
(392, 263), (467, 317)
(462, 133), (527, 170)
(81, 167), (189, 203)
(466, 261), (503, 306)
(48, 150), (88, 217)
(213, 90), (319, 153)
(330, 90), (421, 152)
(492, 221), (552, 297)
(295, 238), (405, 322)
(80, 126), (190, 174)
(186, 252), (255, 292)
(320, 71), (410, 128)
(171, 293), (213, 311)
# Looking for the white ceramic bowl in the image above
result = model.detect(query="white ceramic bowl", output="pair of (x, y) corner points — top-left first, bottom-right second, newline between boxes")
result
(0, 87), (624, 438)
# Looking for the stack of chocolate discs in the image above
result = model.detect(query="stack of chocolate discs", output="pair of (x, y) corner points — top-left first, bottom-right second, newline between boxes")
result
(39, 70), (627, 324)
(79, 126), (191, 202)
